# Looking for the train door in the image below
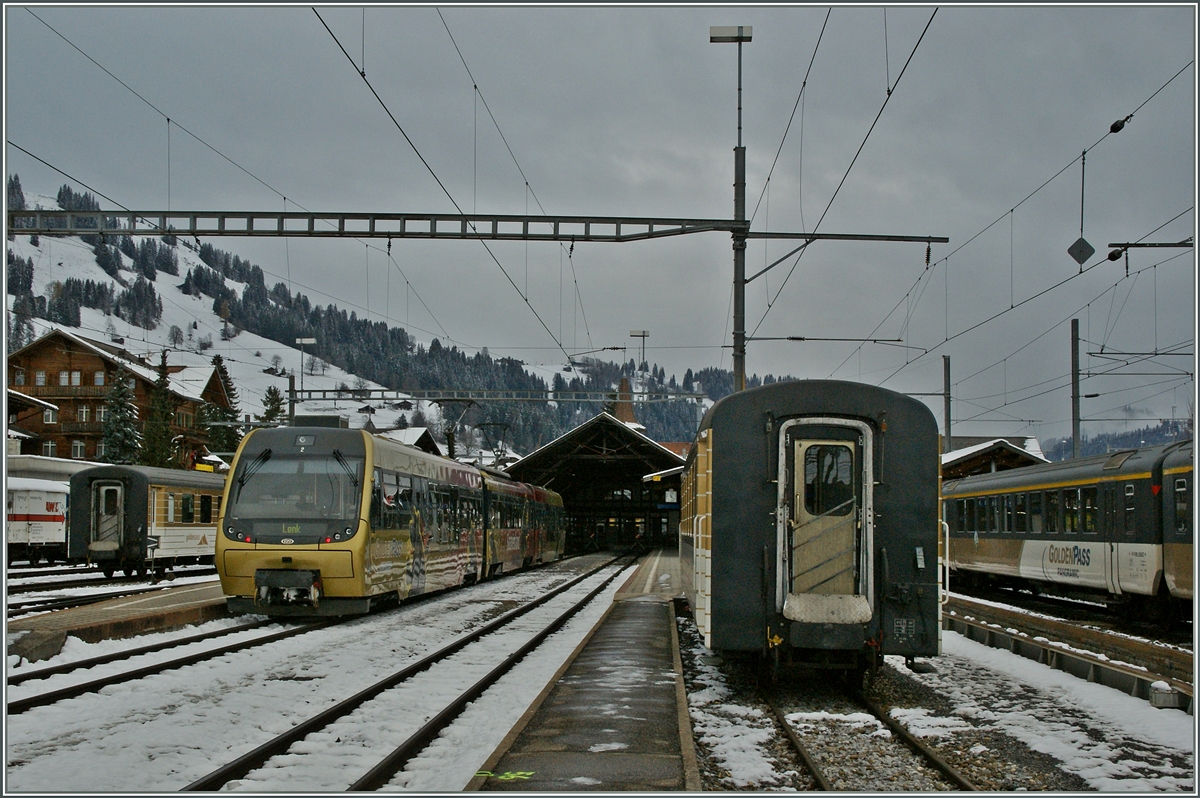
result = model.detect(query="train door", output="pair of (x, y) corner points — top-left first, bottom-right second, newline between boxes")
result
(777, 419), (873, 624)
(1101, 482), (1120, 593)
(91, 480), (125, 553)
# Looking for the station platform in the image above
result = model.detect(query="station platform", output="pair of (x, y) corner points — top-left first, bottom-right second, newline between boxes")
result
(6, 580), (228, 663)
(468, 548), (701, 791)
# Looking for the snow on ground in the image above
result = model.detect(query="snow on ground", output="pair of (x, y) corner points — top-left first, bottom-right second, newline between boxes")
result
(3, 561), (633, 792)
(893, 631), (1195, 791)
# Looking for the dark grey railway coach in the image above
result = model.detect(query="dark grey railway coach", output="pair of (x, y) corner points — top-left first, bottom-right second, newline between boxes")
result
(679, 380), (942, 675)
(69, 465), (226, 577)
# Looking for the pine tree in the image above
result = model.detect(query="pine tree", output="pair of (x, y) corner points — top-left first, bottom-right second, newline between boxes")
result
(202, 354), (242, 456)
(101, 368), (141, 464)
(141, 351), (176, 468)
(254, 384), (287, 425)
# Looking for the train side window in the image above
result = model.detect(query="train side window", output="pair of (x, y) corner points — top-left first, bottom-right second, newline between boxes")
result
(954, 500), (965, 533)
(182, 494), (195, 524)
(1124, 484), (1136, 534)
(1044, 491), (1059, 534)
(1003, 495), (1015, 532)
(380, 472), (398, 530)
(1014, 493), (1027, 533)
(989, 496), (1000, 533)
(200, 495), (213, 524)
(1081, 487), (1098, 534)
(167, 493), (176, 523)
(965, 498), (977, 534)
(1176, 479), (1192, 535)
(1028, 492), (1042, 533)
(1062, 489), (1079, 534)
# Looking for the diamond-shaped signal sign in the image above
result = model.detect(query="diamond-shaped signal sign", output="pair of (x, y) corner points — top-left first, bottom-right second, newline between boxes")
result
(1068, 237), (1095, 266)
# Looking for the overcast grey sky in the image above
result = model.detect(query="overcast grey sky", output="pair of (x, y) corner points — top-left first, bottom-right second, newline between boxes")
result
(4, 4), (1196, 443)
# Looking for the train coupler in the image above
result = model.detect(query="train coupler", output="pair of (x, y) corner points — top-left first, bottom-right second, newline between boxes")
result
(254, 568), (323, 607)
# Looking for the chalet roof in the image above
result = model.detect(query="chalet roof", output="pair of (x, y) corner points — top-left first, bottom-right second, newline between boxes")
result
(507, 411), (685, 492)
(9, 328), (212, 405)
(376, 426), (443, 457)
(7, 388), (58, 413)
(942, 438), (1049, 478)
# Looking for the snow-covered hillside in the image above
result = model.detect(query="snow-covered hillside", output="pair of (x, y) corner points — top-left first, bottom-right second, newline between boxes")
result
(7, 191), (444, 438)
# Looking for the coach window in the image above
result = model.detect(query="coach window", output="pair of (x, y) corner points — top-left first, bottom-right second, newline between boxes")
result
(182, 494), (195, 524)
(1028, 492), (1043, 533)
(1014, 493), (1027, 533)
(200, 495), (213, 524)
(1044, 491), (1059, 533)
(954, 500), (965, 533)
(168, 493), (176, 523)
(1003, 495), (1015, 532)
(1124, 484), (1137, 534)
(1175, 479), (1191, 535)
(989, 496), (1001, 533)
(1063, 489), (1079, 534)
(1081, 487), (1098, 534)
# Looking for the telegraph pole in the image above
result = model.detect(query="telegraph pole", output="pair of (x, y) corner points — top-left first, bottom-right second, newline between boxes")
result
(943, 355), (952, 454)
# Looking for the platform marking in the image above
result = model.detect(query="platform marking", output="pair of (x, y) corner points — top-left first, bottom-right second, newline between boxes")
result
(640, 549), (664, 594)
(475, 771), (536, 781)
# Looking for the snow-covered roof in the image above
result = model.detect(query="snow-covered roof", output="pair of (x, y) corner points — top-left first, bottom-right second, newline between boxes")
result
(942, 438), (1049, 467)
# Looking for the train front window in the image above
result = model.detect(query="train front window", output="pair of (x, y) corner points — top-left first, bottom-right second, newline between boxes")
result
(229, 454), (364, 521)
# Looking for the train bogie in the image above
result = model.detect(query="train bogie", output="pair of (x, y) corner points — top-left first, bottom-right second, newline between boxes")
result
(680, 380), (943, 675)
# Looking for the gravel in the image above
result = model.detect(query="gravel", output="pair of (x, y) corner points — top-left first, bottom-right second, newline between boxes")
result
(676, 606), (1092, 792)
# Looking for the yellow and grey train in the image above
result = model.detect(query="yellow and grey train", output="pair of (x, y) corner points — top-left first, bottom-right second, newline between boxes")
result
(942, 439), (1193, 620)
(679, 380), (944, 677)
(68, 465), (227, 577)
(216, 427), (565, 616)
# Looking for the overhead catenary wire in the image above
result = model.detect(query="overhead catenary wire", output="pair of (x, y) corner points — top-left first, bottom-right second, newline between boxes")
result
(751, 7), (938, 337)
(313, 8), (572, 366)
(19, 10), (471, 357)
(436, 8), (595, 355)
(835, 60), (1194, 384)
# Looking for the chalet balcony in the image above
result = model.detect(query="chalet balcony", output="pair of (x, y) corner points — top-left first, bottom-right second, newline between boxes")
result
(62, 422), (105, 434)
(21, 386), (110, 399)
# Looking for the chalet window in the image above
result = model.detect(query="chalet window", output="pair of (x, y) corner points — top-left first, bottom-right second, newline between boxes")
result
(59, 371), (69, 386)
(78, 405), (90, 423)
(71, 371), (81, 386)
(43, 408), (58, 424)
(13, 370), (25, 386)
(126, 377), (136, 390)
(71, 440), (86, 459)
(94, 371), (105, 386)
(95, 440), (106, 459)
(35, 370), (46, 386)
(42, 440), (57, 457)
(97, 405), (108, 423)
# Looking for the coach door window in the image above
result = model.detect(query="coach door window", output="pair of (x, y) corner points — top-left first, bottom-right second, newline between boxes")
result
(1081, 487), (1098, 534)
(1175, 479), (1192, 536)
(182, 494), (195, 523)
(1124, 485), (1137, 535)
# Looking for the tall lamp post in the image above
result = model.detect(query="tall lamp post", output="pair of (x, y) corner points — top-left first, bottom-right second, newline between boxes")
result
(710, 25), (752, 393)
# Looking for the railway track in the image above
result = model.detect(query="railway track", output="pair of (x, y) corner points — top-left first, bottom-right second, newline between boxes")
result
(182, 556), (635, 791)
(763, 683), (977, 791)
(5, 584), (186, 619)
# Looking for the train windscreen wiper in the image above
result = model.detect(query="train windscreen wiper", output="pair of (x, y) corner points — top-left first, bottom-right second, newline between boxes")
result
(332, 449), (358, 487)
(235, 448), (272, 499)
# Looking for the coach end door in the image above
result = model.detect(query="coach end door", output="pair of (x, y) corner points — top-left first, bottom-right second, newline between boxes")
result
(91, 481), (125, 553)
(778, 419), (873, 625)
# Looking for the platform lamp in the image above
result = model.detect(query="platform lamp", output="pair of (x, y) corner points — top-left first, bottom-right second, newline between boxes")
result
(710, 25), (752, 392)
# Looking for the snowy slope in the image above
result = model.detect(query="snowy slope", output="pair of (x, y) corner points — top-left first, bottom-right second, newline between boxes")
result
(7, 191), (441, 435)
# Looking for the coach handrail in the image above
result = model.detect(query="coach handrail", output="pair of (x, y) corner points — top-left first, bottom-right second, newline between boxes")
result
(940, 520), (950, 605)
